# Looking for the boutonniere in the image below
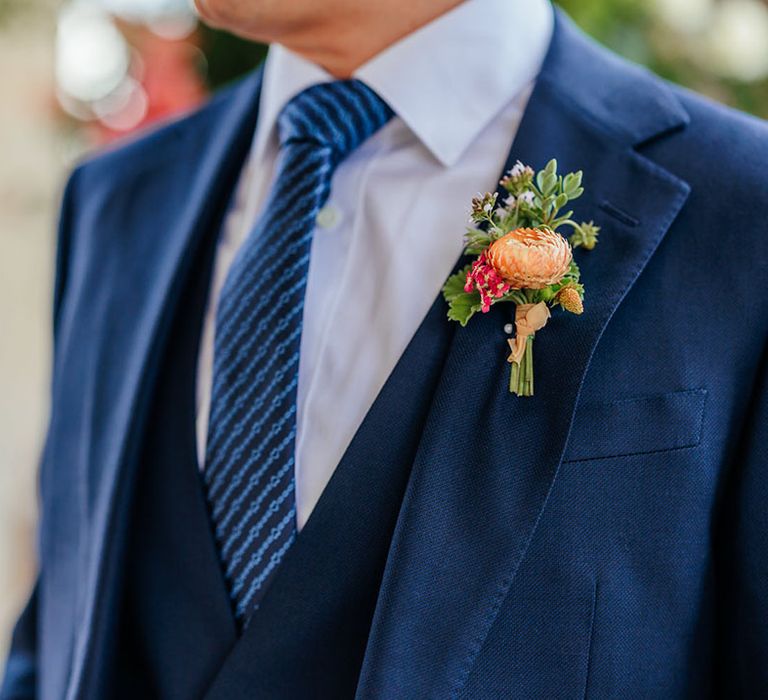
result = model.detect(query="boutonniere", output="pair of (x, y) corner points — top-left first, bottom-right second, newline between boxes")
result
(442, 159), (600, 396)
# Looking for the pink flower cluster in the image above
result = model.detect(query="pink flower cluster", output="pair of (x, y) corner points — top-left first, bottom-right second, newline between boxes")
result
(464, 251), (510, 313)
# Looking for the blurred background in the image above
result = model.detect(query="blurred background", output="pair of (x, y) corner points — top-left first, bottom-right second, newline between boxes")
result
(1, 0), (768, 665)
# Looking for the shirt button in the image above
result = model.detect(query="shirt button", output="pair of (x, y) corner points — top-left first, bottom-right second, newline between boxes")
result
(316, 204), (341, 229)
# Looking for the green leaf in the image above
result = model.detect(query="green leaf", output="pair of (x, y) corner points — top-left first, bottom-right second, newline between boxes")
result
(554, 192), (569, 210)
(562, 170), (583, 196)
(442, 266), (484, 326)
(544, 158), (558, 175)
(442, 266), (472, 302)
(446, 292), (483, 326)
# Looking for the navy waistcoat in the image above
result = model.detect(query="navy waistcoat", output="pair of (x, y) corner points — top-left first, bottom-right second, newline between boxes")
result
(98, 209), (456, 698)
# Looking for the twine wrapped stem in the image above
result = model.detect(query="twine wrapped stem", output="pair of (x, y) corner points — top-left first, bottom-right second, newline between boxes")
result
(507, 302), (550, 396)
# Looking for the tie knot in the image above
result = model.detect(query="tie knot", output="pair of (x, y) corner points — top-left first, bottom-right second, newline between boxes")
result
(277, 80), (394, 162)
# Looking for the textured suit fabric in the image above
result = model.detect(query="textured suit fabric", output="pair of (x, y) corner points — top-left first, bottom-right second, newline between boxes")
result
(3, 10), (768, 699)
(96, 196), (236, 699)
(201, 287), (456, 699)
(86, 162), (452, 699)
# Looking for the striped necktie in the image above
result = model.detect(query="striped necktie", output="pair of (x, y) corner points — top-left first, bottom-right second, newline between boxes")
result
(203, 80), (394, 627)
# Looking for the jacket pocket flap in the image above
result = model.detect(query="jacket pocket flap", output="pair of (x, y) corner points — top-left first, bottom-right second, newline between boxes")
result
(563, 389), (707, 463)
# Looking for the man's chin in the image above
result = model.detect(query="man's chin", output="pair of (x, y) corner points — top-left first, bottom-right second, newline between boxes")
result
(193, 0), (240, 32)
(192, 0), (216, 25)
(192, 1), (270, 42)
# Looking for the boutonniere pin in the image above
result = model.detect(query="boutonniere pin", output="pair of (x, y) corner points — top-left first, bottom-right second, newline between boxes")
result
(442, 159), (600, 396)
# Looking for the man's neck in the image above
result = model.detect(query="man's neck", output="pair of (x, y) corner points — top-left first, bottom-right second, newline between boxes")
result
(278, 0), (465, 78)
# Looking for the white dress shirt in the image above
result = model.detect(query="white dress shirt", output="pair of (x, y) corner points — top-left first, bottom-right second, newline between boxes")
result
(196, 0), (554, 530)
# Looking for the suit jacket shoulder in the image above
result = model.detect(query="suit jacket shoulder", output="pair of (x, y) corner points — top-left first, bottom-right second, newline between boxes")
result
(74, 74), (258, 187)
(650, 81), (768, 207)
(52, 70), (263, 334)
(639, 82), (768, 322)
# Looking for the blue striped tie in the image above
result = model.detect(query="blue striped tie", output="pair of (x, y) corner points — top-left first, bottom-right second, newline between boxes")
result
(203, 80), (394, 627)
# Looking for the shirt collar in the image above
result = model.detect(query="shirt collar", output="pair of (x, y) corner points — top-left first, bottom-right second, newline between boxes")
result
(252, 0), (554, 167)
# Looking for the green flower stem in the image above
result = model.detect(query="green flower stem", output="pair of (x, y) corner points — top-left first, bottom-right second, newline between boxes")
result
(525, 335), (534, 395)
(509, 335), (535, 396)
(509, 358), (519, 394)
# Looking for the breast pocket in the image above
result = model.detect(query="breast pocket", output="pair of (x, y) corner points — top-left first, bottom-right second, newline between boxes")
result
(562, 389), (708, 463)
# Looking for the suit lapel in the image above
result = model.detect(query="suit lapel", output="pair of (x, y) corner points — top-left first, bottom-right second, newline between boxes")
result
(356, 12), (690, 699)
(67, 72), (264, 699)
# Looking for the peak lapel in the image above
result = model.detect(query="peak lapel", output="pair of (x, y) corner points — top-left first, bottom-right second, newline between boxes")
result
(66, 71), (263, 699)
(356, 12), (690, 699)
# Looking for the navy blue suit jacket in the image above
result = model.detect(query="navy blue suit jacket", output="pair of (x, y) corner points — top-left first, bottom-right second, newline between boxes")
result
(3, 11), (768, 699)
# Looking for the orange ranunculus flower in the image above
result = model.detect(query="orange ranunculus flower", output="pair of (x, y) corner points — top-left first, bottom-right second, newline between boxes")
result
(487, 227), (572, 289)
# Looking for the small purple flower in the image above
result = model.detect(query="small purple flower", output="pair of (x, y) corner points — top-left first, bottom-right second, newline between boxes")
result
(509, 160), (526, 178)
(518, 190), (535, 206)
(508, 160), (534, 179)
